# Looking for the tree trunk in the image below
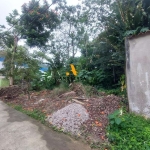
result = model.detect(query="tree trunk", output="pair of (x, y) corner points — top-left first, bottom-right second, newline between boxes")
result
(72, 38), (75, 58)
(9, 77), (13, 86)
(27, 81), (30, 100)
(9, 35), (18, 86)
(9, 50), (15, 86)
(113, 66), (116, 83)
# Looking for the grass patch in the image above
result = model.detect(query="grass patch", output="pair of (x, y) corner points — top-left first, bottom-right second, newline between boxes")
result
(90, 142), (111, 150)
(0, 78), (9, 88)
(51, 83), (70, 98)
(107, 110), (150, 150)
(98, 88), (125, 96)
(13, 105), (46, 124)
(84, 85), (99, 97)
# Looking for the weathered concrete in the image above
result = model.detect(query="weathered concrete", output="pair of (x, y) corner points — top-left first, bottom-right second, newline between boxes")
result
(0, 101), (91, 150)
(126, 33), (150, 118)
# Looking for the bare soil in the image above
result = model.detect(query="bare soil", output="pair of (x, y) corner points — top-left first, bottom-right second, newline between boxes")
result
(0, 85), (122, 144)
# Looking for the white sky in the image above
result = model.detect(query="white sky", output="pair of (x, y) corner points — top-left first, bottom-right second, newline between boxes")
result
(0, 0), (82, 27)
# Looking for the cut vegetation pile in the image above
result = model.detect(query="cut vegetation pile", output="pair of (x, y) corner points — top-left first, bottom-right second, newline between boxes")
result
(82, 95), (121, 142)
(0, 84), (122, 143)
(0, 86), (24, 99)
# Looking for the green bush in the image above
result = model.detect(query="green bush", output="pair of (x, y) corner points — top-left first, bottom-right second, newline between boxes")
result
(31, 72), (44, 91)
(107, 110), (150, 150)
(77, 69), (107, 87)
(31, 71), (56, 91)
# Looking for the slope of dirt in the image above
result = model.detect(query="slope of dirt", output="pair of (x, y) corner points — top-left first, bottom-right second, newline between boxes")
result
(0, 86), (122, 144)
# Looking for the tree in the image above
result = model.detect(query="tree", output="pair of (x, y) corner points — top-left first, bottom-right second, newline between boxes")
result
(3, 46), (40, 99)
(49, 1), (95, 61)
(3, 9), (22, 85)
(20, 0), (60, 48)
(0, 0), (61, 85)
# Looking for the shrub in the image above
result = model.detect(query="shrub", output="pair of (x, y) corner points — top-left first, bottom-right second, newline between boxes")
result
(31, 71), (56, 91)
(107, 110), (150, 150)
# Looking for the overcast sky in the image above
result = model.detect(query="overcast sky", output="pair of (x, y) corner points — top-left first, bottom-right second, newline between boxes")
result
(0, 0), (82, 57)
(0, 0), (81, 27)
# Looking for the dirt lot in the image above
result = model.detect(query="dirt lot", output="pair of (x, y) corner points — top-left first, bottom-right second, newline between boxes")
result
(0, 84), (122, 144)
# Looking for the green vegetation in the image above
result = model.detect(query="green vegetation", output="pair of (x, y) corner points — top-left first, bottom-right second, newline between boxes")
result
(90, 142), (111, 150)
(0, 78), (9, 88)
(13, 105), (46, 124)
(50, 83), (69, 98)
(1, 0), (150, 148)
(1, 0), (150, 90)
(108, 110), (150, 150)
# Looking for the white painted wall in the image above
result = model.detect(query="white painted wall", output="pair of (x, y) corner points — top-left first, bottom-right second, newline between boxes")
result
(126, 32), (150, 118)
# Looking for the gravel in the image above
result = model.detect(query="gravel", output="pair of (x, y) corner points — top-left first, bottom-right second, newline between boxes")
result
(47, 103), (89, 135)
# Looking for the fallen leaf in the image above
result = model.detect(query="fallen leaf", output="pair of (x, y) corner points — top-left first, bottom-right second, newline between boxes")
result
(101, 136), (105, 140)
(98, 123), (102, 127)
(77, 114), (81, 117)
(101, 111), (105, 115)
(95, 121), (99, 124)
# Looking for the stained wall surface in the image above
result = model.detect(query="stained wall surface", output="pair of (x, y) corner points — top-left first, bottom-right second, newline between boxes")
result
(126, 33), (150, 118)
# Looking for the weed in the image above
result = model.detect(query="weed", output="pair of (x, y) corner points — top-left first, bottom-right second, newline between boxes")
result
(84, 85), (99, 97)
(108, 109), (124, 126)
(107, 110), (150, 150)
(99, 88), (125, 96)
(50, 82), (70, 98)
(90, 142), (111, 150)
(50, 124), (81, 141)
(51, 126), (64, 132)
(13, 105), (46, 124)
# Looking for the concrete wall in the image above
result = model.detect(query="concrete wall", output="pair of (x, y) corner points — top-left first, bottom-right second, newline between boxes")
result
(126, 33), (150, 118)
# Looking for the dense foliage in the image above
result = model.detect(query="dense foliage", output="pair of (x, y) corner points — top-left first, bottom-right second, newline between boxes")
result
(20, 0), (60, 47)
(108, 110), (150, 150)
(1, 0), (150, 89)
